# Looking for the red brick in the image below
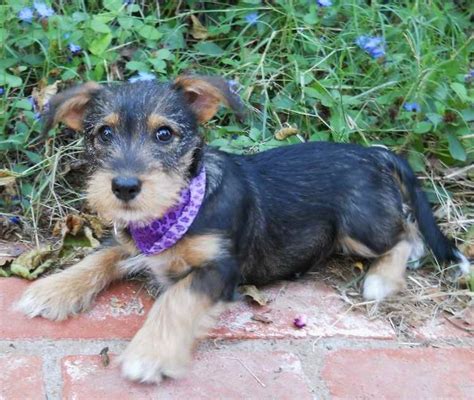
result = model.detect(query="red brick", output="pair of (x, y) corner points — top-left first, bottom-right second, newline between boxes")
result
(2, 276), (394, 341)
(62, 351), (312, 400)
(415, 315), (473, 340)
(322, 348), (474, 399)
(212, 279), (395, 339)
(0, 278), (153, 339)
(0, 355), (45, 400)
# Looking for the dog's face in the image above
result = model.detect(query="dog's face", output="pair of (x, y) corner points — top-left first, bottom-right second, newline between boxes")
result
(44, 76), (243, 225)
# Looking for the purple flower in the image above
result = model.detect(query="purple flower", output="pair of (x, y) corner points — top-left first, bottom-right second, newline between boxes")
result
(68, 43), (82, 54)
(403, 102), (421, 112)
(0, 87), (4, 95)
(293, 315), (307, 329)
(317, 0), (332, 6)
(356, 35), (385, 59)
(129, 71), (156, 83)
(34, 1), (54, 18)
(245, 12), (259, 25)
(18, 7), (34, 23)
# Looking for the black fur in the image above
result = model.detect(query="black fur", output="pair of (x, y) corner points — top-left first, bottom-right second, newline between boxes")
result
(188, 142), (465, 290)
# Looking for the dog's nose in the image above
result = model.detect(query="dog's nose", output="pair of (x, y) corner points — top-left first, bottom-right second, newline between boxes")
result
(111, 177), (142, 202)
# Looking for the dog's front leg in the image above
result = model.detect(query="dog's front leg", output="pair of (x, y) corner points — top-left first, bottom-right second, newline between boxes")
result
(120, 257), (239, 383)
(17, 246), (129, 320)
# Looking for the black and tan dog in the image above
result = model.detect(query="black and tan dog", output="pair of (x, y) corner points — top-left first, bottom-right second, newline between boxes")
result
(18, 76), (470, 383)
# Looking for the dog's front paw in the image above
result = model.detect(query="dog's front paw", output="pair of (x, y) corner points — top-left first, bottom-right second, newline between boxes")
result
(120, 331), (189, 383)
(16, 274), (93, 321)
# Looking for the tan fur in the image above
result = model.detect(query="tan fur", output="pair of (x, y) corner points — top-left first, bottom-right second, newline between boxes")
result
(87, 168), (185, 225)
(120, 273), (221, 383)
(147, 114), (180, 134)
(174, 76), (228, 123)
(119, 234), (224, 284)
(363, 240), (412, 300)
(339, 236), (378, 258)
(53, 82), (101, 130)
(103, 112), (120, 126)
(17, 246), (128, 320)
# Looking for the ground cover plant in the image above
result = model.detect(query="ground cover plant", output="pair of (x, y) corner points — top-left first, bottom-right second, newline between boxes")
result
(0, 1), (472, 330)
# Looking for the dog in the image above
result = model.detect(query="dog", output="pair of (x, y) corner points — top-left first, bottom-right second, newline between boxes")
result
(18, 75), (470, 383)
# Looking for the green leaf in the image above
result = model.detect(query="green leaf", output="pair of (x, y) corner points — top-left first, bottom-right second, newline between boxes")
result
(413, 121), (432, 134)
(450, 82), (469, 102)
(88, 33), (112, 55)
(13, 99), (33, 110)
(407, 151), (426, 173)
(103, 0), (123, 11)
(155, 48), (173, 60)
(90, 18), (111, 33)
(0, 72), (22, 87)
(425, 113), (443, 126)
(195, 41), (225, 56)
(118, 16), (134, 29)
(126, 61), (148, 71)
(138, 25), (162, 40)
(304, 82), (334, 107)
(447, 134), (466, 161)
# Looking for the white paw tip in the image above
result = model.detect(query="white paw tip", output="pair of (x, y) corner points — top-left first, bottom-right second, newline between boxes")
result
(363, 275), (399, 301)
(121, 358), (162, 384)
(455, 251), (471, 275)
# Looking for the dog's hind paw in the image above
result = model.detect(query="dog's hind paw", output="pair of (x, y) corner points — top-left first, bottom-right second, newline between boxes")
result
(454, 251), (471, 275)
(363, 274), (404, 301)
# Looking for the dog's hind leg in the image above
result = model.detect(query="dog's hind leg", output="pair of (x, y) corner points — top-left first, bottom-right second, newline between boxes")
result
(363, 239), (413, 301)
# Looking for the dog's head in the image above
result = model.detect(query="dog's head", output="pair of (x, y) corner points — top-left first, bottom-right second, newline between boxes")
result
(44, 76), (244, 225)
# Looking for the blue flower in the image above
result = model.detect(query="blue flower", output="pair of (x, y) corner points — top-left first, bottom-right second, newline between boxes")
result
(0, 87), (4, 95)
(356, 35), (385, 59)
(123, 0), (134, 4)
(245, 12), (259, 25)
(465, 69), (474, 83)
(28, 96), (37, 111)
(129, 71), (156, 83)
(34, 1), (54, 18)
(403, 102), (421, 112)
(68, 43), (82, 54)
(18, 7), (34, 23)
(317, 0), (332, 6)
(228, 80), (241, 95)
(9, 216), (21, 225)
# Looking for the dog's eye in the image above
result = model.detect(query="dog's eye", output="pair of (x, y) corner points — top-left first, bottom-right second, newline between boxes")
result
(155, 126), (173, 143)
(98, 125), (113, 144)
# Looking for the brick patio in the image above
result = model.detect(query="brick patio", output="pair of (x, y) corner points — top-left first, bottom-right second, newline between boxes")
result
(1, 277), (473, 399)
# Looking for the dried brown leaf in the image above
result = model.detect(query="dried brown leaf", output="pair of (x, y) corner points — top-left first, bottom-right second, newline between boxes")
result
(275, 127), (298, 141)
(239, 285), (268, 306)
(99, 347), (110, 367)
(251, 313), (273, 324)
(32, 81), (59, 112)
(190, 15), (209, 40)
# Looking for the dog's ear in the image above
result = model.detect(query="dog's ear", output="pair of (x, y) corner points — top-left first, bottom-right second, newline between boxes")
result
(173, 75), (245, 124)
(42, 82), (102, 134)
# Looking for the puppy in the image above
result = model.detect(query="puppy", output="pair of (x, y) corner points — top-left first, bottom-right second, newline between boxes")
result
(18, 76), (471, 383)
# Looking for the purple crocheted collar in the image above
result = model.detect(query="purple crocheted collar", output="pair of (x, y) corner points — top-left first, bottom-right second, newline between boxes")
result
(128, 168), (206, 255)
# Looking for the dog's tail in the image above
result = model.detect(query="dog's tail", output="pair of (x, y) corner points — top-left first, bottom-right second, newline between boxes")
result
(382, 149), (470, 273)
